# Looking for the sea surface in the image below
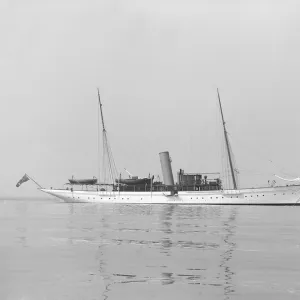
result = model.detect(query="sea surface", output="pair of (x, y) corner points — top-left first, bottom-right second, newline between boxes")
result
(0, 198), (300, 300)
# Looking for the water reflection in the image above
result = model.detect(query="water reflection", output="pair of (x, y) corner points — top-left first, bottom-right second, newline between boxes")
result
(220, 207), (238, 299)
(67, 204), (75, 246)
(86, 204), (240, 299)
(3, 199), (299, 299)
(16, 226), (27, 247)
(15, 201), (28, 248)
(68, 203), (74, 215)
(97, 213), (112, 300)
(159, 205), (175, 284)
(159, 205), (175, 257)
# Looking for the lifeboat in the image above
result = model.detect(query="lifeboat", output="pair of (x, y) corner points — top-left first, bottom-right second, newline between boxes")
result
(68, 177), (97, 185)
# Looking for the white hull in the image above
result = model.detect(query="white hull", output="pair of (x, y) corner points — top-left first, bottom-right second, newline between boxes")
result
(41, 185), (300, 205)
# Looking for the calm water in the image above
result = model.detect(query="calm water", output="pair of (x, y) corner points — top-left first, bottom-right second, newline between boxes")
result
(0, 199), (300, 300)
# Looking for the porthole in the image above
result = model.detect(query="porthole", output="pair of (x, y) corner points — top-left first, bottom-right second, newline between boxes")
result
(210, 197), (212, 199)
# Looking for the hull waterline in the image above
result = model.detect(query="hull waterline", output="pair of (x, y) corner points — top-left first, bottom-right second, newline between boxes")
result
(40, 185), (300, 205)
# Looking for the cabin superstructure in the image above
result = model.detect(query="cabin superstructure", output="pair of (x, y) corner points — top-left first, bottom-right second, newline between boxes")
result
(177, 169), (222, 191)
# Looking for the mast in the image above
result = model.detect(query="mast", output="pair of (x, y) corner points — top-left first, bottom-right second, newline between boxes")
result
(97, 88), (106, 132)
(97, 89), (118, 185)
(217, 89), (238, 190)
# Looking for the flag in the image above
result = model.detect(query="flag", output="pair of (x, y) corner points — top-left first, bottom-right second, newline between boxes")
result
(16, 174), (30, 187)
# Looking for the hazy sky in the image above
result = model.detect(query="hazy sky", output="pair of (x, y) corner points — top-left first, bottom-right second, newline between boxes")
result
(1, 0), (300, 197)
